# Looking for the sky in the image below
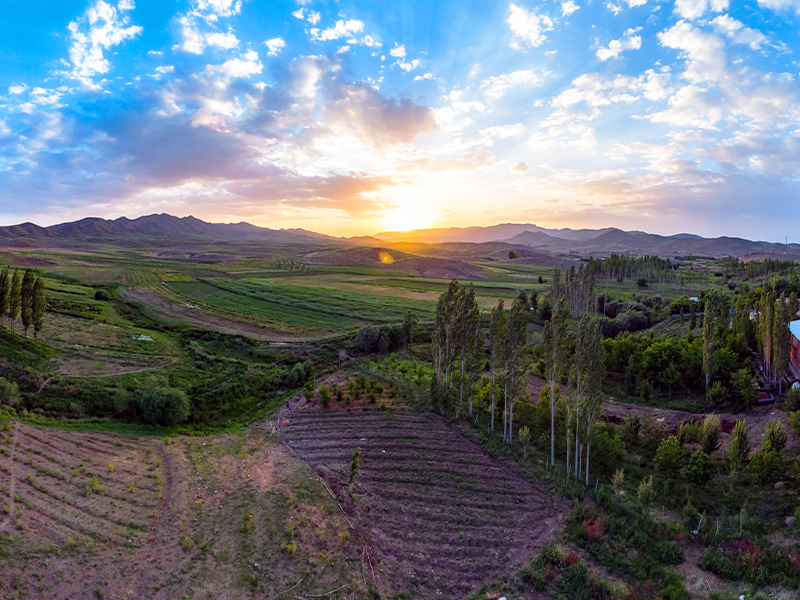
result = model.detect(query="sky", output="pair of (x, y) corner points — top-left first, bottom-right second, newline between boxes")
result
(0, 0), (799, 240)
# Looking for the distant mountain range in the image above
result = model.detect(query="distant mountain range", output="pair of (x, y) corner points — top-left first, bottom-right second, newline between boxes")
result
(0, 214), (798, 259)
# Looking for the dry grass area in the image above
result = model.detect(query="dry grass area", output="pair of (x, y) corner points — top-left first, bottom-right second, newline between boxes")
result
(280, 404), (566, 599)
(0, 422), (365, 600)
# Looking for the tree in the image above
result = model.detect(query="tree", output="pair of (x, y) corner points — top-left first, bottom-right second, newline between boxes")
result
(755, 284), (776, 383)
(700, 414), (721, 455)
(140, 387), (190, 426)
(0, 268), (8, 329)
(32, 276), (45, 343)
(542, 296), (568, 468)
(637, 475), (655, 508)
(764, 418), (787, 452)
(503, 295), (529, 443)
(20, 269), (34, 341)
(687, 451), (713, 485)
(727, 420), (749, 472)
(519, 425), (531, 457)
(702, 291), (729, 403)
(349, 447), (361, 486)
(456, 286), (481, 419)
(655, 436), (683, 478)
(403, 311), (418, 346)
(319, 384), (331, 408)
(576, 316), (604, 484)
(0, 376), (20, 406)
(731, 368), (757, 406)
(489, 299), (507, 434)
(8, 269), (21, 334)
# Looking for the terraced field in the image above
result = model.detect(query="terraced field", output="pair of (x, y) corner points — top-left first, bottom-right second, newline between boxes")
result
(280, 407), (565, 599)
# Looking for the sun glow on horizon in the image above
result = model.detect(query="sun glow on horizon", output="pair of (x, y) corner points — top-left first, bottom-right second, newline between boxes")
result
(379, 195), (439, 232)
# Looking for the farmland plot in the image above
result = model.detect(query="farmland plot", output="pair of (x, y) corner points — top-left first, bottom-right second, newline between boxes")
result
(281, 407), (565, 599)
(0, 423), (364, 600)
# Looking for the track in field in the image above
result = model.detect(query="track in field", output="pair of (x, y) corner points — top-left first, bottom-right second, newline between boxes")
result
(281, 408), (564, 599)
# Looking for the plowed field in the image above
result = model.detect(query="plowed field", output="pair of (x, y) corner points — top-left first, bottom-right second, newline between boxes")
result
(281, 407), (565, 599)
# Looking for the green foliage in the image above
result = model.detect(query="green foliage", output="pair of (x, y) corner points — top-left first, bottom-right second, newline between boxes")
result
(700, 413), (721, 455)
(785, 386), (800, 412)
(748, 441), (783, 483)
(708, 381), (728, 406)
(763, 418), (787, 452)
(789, 411), (800, 436)
(93, 290), (111, 301)
(686, 450), (713, 485)
(0, 377), (20, 407)
(285, 360), (313, 388)
(732, 368), (757, 405)
(637, 475), (655, 507)
(655, 436), (683, 478)
(727, 419), (749, 471)
(621, 411), (641, 447)
(640, 412), (668, 459)
(349, 447), (361, 486)
(319, 384), (331, 408)
(141, 387), (190, 426)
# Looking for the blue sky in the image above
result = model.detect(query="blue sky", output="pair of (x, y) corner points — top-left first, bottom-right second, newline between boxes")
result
(0, 0), (799, 240)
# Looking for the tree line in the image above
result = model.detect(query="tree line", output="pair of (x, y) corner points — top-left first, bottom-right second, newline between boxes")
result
(0, 267), (46, 342)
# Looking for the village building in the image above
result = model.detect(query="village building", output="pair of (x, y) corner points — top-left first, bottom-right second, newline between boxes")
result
(791, 320), (800, 378)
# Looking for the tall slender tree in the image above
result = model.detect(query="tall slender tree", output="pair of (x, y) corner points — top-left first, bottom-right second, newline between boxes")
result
(489, 299), (507, 434)
(21, 269), (35, 341)
(505, 294), (529, 444)
(456, 286), (481, 418)
(0, 268), (8, 329)
(32, 276), (46, 343)
(8, 269), (21, 334)
(582, 318), (604, 485)
(543, 296), (568, 468)
(755, 284), (776, 383)
(703, 291), (729, 402)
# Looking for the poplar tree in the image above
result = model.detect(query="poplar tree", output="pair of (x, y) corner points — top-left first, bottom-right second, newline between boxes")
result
(489, 299), (507, 434)
(21, 269), (35, 341)
(32, 276), (46, 343)
(9, 269), (21, 334)
(582, 318), (604, 485)
(543, 296), (568, 468)
(702, 291), (729, 403)
(0, 268), (8, 329)
(772, 293), (796, 391)
(456, 286), (480, 418)
(504, 295), (529, 443)
(755, 284), (776, 383)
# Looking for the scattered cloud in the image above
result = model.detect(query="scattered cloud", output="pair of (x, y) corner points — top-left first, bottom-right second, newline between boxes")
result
(312, 19), (364, 41)
(264, 37), (286, 56)
(710, 15), (767, 49)
(390, 43), (406, 58)
(596, 27), (642, 61)
(292, 8), (321, 25)
(561, 1), (580, 16)
(482, 69), (544, 100)
(673, 0), (728, 20)
(508, 4), (553, 49)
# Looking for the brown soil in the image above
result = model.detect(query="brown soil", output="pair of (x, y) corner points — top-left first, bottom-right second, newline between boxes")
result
(280, 405), (566, 599)
(0, 425), (364, 599)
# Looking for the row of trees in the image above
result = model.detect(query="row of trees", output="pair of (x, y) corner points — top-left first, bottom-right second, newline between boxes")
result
(550, 265), (595, 318)
(753, 284), (797, 388)
(0, 268), (46, 341)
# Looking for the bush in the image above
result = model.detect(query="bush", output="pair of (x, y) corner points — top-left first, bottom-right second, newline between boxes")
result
(732, 368), (758, 406)
(764, 418), (787, 452)
(785, 386), (800, 412)
(790, 411), (800, 436)
(687, 450), (713, 485)
(140, 387), (190, 426)
(699, 548), (740, 580)
(0, 377), (20, 407)
(637, 475), (655, 507)
(727, 420), (749, 471)
(749, 441), (783, 483)
(656, 540), (685, 565)
(319, 384), (331, 408)
(622, 411), (641, 447)
(641, 413), (668, 458)
(655, 436), (683, 478)
(93, 290), (111, 301)
(708, 381), (728, 406)
(700, 414), (721, 455)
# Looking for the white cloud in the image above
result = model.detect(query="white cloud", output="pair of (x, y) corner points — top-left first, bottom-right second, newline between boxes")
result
(710, 15), (767, 49)
(264, 37), (286, 56)
(649, 84), (724, 129)
(625, 0), (648, 6)
(414, 72), (434, 81)
(553, 73), (640, 107)
(206, 50), (262, 81)
(511, 162), (530, 173)
(155, 65), (174, 74)
(8, 84), (27, 95)
(756, 0), (800, 9)
(482, 69), (544, 100)
(195, 0), (242, 18)
(477, 123), (525, 145)
(206, 31), (239, 49)
(658, 21), (726, 84)
(605, 2), (623, 14)
(396, 59), (420, 72)
(292, 8), (321, 24)
(673, 0), (728, 20)
(118, 0), (135, 10)
(596, 27), (642, 61)
(362, 34), (380, 47)
(508, 4), (553, 49)
(313, 19), (364, 41)
(390, 43), (406, 58)
(561, 1), (580, 16)
(67, 0), (143, 85)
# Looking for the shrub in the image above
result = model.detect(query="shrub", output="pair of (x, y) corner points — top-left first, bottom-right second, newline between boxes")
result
(732, 368), (757, 406)
(622, 411), (641, 447)
(656, 540), (685, 565)
(749, 441), (783, 483)
(637, 475), (655, 507)
(140, 387), (190, 426)
(708, 381), (728, 406)
(790, 411), (800, 436)
(701, 414), (721, 455)
(93, 290), (110, 301)
(699, 548), (739, 580)
(687, 451), (713, 485)
(319, 384), (331, 408)
(727, 420), (749, 471)
(641, 413), (668, 458)
(655, 436), (683, 478)
(0, 377), (19, 407)
(785, 386), (800, 412)
(764, 418), (787, 452)
(612, 469), (624, 499)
